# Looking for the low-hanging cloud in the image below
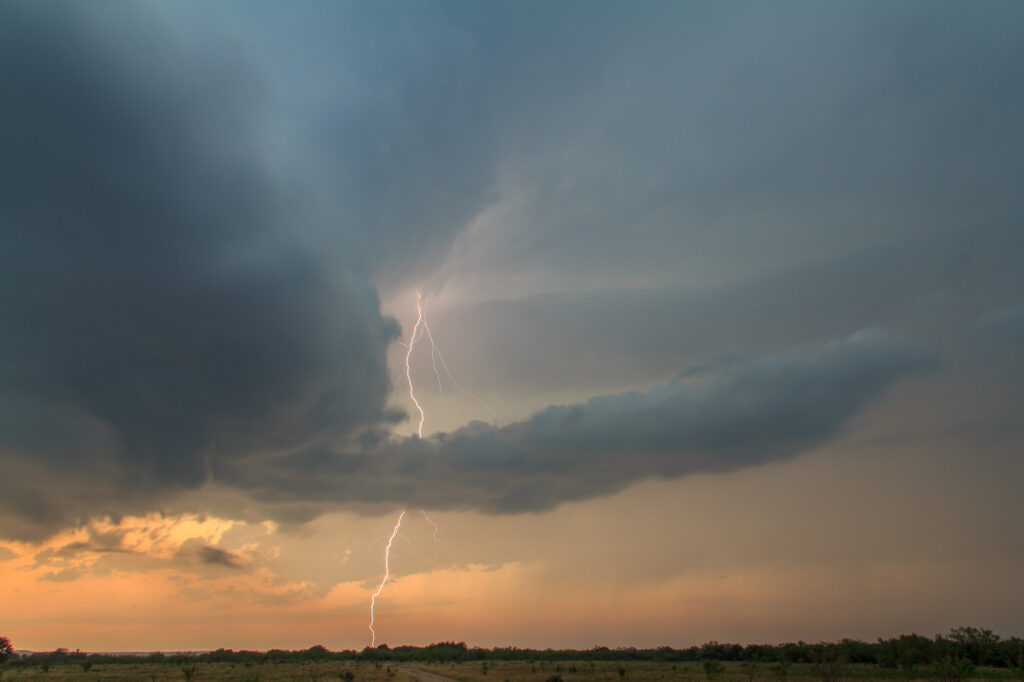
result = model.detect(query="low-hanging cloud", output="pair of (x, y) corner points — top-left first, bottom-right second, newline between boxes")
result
(218, 329), (930, 517)
(0, 3), (399, 539)
(0, 2), (970, 542)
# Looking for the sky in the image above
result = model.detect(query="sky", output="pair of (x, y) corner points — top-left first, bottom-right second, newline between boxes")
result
(1, 0), (1023, 653)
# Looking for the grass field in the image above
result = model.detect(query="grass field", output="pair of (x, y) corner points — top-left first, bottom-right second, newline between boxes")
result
(410, 661), (1023, 682)
(0, 660), (396, 681)
(2, 660), (1020, 682)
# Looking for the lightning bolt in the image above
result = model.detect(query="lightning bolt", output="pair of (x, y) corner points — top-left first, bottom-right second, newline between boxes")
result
(404, 293), (426, 438)
(421, 510), (440, 543)
(366, 294), (424, 648)
(419, 297), (496, 421)
(426, 331), (446, 407)
(420, 510), (444, 564)
(368, 509), (405, 648)
(368, 292), (489, 646)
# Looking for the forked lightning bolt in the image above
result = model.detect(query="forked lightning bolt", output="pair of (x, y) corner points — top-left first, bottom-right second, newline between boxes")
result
(367, 295), (423, 647)
(403, 293), (427, 438)
(418, 296), (496, 420)
(369, 292), (488, 646)
(368, 510), (405, 647)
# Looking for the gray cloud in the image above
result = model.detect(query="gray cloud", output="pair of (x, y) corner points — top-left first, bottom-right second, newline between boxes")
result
(0, 3), (398, 538)
(429, 224), (1022, 394)
(978, 306), (1024, 345)
(0, 1), (1019, 545)
(39, 568), (85, 583)
(179, 542), (245, 570)
(204, 1), (650, 289)
(54, 542), (134, 558)
(419, 2), (1024, 297)
(219, 330), (929, 516)
(30, 527), (136, 569)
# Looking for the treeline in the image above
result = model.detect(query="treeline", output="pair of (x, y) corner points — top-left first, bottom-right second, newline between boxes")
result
(4, 627), (1024, 669)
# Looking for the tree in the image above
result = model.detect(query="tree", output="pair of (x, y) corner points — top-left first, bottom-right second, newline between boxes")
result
(810, 647), (846, 682)
(946, 626), (1001, 666)
(0, 636), (13, 663)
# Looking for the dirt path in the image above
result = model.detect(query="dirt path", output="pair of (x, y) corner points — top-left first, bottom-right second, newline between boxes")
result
(397, 665), (461, 682)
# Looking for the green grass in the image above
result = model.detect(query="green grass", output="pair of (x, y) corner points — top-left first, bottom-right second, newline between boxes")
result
(406, 661), (1024, 682)
(1, 661), (1021, 682)
(0, 660), (403, 681)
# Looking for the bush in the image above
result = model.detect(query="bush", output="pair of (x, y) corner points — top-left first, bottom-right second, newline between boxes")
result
(1009, 653), (1024, 682)
(932, 655), (975, 682)
(810, 648), (846, 682)
(703, 659), (725, 679)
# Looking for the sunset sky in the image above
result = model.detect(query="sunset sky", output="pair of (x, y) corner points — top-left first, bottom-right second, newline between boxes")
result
(2, 0), (1023, 653)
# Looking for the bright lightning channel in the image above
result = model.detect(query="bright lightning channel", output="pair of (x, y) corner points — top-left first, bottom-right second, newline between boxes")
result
(368, 292), (424, 647)
(368, 509), (405, 648)
(369, 292), (487, 647)
(403, 293), (427, 438)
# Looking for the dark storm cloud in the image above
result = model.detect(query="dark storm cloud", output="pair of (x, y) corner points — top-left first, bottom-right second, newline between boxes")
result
(430, 224), (1023, 393)
(212, 1), (649, 288)
(978, 306), (1024, 345)
(1, 0), (1020, 542)
(414, 1), (1024, 294)
(0, 3), (398, 538)
(219, 330), (929, 515)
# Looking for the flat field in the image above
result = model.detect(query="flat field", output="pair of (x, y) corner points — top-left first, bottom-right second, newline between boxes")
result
(1, 661), (1020, 682)
(0, 660), (393, 681)
(391, 661), (1022, 682)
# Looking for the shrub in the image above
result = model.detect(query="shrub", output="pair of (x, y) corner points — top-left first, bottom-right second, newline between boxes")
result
(1006, 647), (1024, 682)
(932, 655), (975, 682)
(703, 659), (725, 679)
(810, 649), (846, 682)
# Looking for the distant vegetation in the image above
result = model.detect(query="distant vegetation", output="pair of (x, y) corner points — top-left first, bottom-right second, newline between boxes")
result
(2, 627), (1023, 678)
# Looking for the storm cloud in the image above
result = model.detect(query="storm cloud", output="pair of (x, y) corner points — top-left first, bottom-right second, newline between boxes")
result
(217, 330), (929, 516)
(1, 1), (1021, 544)
(426, 223), (1022, 395)
(0, 3), (398, 538)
